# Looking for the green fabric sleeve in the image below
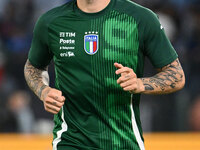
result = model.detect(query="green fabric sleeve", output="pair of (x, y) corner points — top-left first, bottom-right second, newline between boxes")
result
(143, 10), (178, 68)
(28, 16), (53, 69)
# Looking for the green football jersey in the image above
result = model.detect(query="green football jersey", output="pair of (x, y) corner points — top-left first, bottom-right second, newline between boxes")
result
(28, 0), (178, 149)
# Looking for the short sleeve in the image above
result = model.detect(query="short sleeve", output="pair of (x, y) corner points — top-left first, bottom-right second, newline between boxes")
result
(143, 10), (178, 68)
(28, 16), (53, 69)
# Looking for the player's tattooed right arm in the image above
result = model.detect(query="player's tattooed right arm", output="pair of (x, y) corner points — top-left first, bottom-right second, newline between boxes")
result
(24, 60), (65, 114)
(24, 60), (50, 100)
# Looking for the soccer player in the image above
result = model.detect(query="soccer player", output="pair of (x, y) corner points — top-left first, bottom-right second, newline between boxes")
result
(24, 0), (185, 149)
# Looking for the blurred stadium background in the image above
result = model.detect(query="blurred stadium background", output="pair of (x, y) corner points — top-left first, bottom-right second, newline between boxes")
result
(0, 0), (199, 149)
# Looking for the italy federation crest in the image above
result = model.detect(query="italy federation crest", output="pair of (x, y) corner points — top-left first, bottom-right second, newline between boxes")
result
(84, 32), (98, 55)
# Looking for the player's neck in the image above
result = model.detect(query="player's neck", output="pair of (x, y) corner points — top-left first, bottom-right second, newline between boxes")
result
(77, 0), (111, 13)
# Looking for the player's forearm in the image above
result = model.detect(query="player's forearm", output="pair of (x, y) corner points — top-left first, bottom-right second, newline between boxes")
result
(24, 60), (50, 99)
(139, 59), (185, 94)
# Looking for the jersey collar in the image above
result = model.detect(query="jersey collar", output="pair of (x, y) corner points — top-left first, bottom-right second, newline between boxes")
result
(73, 0), (116, 18)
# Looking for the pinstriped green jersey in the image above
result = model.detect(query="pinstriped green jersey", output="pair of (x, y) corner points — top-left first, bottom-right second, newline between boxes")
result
(28, 0), (178, 149)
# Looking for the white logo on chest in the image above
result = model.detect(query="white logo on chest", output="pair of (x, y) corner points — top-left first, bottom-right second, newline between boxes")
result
(59, 32), (76, 57)
(60, 51), (75, 57)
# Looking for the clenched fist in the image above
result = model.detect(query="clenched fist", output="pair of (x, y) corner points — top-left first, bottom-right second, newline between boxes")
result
(114, 63), (145, 94)
(41, 87), (65, 114)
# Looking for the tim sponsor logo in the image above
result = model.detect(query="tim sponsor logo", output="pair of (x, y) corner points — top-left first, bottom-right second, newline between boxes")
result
(60, 32), (76, 38)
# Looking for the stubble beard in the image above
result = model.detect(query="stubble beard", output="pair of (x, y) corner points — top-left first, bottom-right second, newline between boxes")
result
(85, 0), (94, 4)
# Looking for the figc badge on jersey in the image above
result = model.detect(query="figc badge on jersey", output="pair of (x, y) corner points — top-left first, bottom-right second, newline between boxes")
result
(84, 32), (98, 55)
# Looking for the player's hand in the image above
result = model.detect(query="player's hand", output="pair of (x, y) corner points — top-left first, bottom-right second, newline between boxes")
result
(114, 63), (144, 94)
(41, 86), (65, 114)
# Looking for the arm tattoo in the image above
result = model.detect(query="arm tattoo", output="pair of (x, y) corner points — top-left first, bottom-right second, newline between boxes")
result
(144, 84), (154, 91)
(24, 60), (49, 99)
(38, 84), (48, 99)
(141, 59), (185, 94)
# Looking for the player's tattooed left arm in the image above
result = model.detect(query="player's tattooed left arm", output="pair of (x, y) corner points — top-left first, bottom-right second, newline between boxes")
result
(140, 58), (185, 94)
